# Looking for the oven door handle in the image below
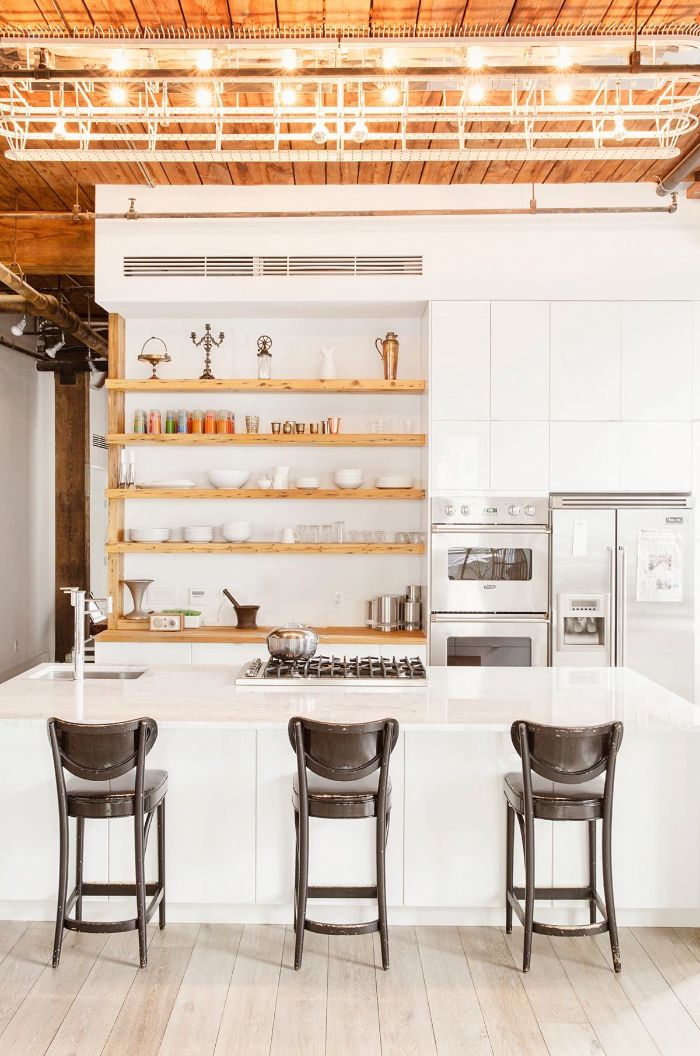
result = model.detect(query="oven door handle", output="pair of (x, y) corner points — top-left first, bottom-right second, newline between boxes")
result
(431, 613), (550, 624)
(432, 525), (550, 534)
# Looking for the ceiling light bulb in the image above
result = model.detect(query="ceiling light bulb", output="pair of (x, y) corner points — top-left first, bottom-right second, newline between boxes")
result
(52, 116), (67, 139)
(554, 47), (572, 70)
(350, 118), (369, 143)
(310, 119), (329, 145)
(280, 86), (297, 106)
(45, 338), (64, 358)
(195, 86), (213, 108)
(382, 47), (398, 70)
(554, 82), (572, 103)
(383, 84), (400, 105)
(468, 82), (485, 104)
(195, 50), (214, 71)
(10, 315), (26, 337)
(110, 49), (129, 72)
(466, 46), (485, 70)
(110, 84), (127, 104)
(613, 112), (626, 141)
(281, 49), (297, 71)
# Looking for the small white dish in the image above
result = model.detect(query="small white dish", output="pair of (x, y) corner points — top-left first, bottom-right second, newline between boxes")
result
(208, 470), (250, 489)
(183, 526), (215, 543)
(335, 480), (363, 490)
(129, 528), (171, 543)
(222, 521), (252, 543)
(141, 480), (195, 489)
(375, 476), (415, 489)
(295, 478), (320, 489)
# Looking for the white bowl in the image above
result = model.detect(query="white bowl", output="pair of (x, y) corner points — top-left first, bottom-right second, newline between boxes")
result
(222, 521), (252, 543)
(208, 470), (250, 489)
(335, 480), (363, 490)
(129, 528), (171, 543)
(183, 526), (214, 542)
(335, 468), (363, 477)
(375, 476), (414, 489)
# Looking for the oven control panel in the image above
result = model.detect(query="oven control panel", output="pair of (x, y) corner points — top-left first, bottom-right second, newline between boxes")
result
(432, 495), (549, 527)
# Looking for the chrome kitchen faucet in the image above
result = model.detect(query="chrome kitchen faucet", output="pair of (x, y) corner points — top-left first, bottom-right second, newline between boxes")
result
(61, 588), (113, 681)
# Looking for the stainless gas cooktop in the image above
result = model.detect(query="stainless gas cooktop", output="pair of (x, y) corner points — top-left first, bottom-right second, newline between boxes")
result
(236, 655), (427, 687)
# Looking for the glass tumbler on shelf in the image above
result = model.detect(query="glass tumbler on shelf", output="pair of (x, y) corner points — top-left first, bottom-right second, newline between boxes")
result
(374, 531), (386, 543)
(348, 530), (360, 543)
(307, 525), (320, 543)
(333, 521), (345, 543)
(296, 525), (309, 542)
(395, 532), (409, 544)
(245, 415), (260, 434)
(321, 525), (334, 543)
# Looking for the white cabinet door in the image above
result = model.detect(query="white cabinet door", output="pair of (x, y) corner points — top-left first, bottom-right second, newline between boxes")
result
(550, 302), (621, 420)
(621, 302), (692, 420)
(94, 641), (192, 665)
(430, 302), (490, 420)
(403, 731), (553, 908)
(621, 421), (692, 491)
(490, 421), (549, 492)
(549, 422), (621, 492)
(256, 730), (404, 908)
(430, 420), (490, 492)
(491, 302), (549, 420)
(108, 727), (256, 904)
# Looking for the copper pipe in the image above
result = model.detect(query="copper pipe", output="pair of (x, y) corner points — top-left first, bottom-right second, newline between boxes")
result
(656, 132), (700, 195)
(0, 263), (107, 355)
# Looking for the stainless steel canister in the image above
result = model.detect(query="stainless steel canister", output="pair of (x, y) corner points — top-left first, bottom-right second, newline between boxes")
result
(406, 584), (423, 602)
(400, 600), (423, 631)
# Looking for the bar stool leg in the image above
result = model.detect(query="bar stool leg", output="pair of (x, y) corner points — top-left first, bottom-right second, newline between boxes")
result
(523, 809), (535, 973)
(75, 817), (85, 922)
(294, 807), (309, 971)
(52, 806), (69, 968)
(293, 811), (299, 932)
(134, 810), (148, 968)
(588, 820), (597, 925)
(157, 800), (166, 929)
(377, 809), (389, 970)
(505, 802), (514, 934)
(602, 813), (621, 973)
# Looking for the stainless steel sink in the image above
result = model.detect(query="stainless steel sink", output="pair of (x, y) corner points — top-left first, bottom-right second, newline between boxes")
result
(31, 668), (147, 681)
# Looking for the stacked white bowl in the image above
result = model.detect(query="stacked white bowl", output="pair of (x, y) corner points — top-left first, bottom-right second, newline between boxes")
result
(333, 468), (364, 490)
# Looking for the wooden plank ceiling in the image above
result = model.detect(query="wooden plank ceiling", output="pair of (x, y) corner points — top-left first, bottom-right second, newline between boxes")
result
(0, 0), (699, 207)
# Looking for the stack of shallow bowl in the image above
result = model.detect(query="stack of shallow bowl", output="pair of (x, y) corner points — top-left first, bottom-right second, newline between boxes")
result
(333, 468), (364, 490)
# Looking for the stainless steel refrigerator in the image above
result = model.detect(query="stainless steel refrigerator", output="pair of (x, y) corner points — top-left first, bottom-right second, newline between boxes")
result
(550, 493), (694, 701)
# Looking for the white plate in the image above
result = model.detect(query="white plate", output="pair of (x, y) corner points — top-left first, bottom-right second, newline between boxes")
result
(375, 476), (414, 488)
(335, 481), (363, 490)
(295, 480), (320, 489)
(141, 480), (195, 489)
(129, 529), (171, 542)
(183, 527), (215, 542)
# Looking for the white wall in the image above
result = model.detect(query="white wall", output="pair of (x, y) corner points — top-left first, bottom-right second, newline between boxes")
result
(0, 319), (54, 679)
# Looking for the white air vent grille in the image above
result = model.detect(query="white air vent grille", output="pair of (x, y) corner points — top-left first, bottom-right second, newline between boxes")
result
(551, 493), (692, 509)
(123, 254), (422, 278)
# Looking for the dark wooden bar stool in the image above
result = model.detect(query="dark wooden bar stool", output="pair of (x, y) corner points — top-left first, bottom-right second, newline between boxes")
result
(47, 716), (167, 969)
(504, 719), (624, 974)
(288, 715), (399, 971)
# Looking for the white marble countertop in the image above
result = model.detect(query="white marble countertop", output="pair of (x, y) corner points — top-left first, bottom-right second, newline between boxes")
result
(1, 663), (698, 731)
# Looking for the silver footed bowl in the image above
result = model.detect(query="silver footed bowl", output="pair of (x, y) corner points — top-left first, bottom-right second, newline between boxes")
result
(266, 621), (319, 661)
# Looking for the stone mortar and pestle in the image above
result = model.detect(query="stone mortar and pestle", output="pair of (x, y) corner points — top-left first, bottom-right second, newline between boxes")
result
(224, 589), (260, 629)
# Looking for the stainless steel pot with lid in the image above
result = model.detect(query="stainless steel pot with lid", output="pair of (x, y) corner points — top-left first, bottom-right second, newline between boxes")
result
(266, 621), (319, 661)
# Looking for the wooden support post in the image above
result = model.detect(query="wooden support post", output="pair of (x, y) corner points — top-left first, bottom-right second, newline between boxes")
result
(107, 314), (126, 628)
(54, 369), (90, 663)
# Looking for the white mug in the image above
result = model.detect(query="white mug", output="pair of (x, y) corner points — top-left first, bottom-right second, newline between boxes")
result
(273, 466), (290, 489)
(282, 527), (299, 544)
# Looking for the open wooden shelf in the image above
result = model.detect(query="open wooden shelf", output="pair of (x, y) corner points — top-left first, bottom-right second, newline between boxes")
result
(107, 432), (425, 446)
(106, 378), (425, 394)
(106, 487), (425, 500)
(100, 624), (427, 645)
(107, 542), (424, 554)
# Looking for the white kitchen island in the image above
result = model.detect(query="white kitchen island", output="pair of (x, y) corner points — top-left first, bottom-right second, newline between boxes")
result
(1, 664), (700, 928)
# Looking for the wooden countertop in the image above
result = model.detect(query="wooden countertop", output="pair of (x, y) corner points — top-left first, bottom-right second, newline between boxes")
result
(98, 625), (427, 645)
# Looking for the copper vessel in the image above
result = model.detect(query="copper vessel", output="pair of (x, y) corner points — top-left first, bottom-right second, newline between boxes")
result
(375, 331), (399, 380)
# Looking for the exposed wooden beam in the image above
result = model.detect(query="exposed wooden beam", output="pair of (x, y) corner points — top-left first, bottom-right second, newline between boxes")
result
(0, 294), (30, 311)
(0, 262), (107, 354)
(54, 368), (90, 663)
(0, 217), (94, 275)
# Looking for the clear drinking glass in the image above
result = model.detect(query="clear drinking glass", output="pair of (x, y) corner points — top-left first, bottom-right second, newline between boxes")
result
(245, 415), (260, 434)
(296, 525), (309, 542)
(321, 524), (334, 543)
(307, 525), (320, 543)
(395, 531), (409, 544)
(333, 521), (345, 543)
(362, 530), (373, 542)
(402, 418), (416, 434)
(349, 530), (360, 542)
(374, 531), (386, 543)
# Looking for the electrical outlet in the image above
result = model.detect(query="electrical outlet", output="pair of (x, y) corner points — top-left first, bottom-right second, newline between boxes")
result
(333, 591), (343, 609)
(149, 587), (177, 608)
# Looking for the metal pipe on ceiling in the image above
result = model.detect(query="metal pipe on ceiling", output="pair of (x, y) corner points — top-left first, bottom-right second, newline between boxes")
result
(2, 63), (699, 83)
(656, 135), (700, 194)
(0, 262), (108, 355)
(0, 201), (680, 220)
(0, 335), (43, 360)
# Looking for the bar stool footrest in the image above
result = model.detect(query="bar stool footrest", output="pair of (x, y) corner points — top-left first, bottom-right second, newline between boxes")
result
(303, 917), (380, 937)
(307, 885), (378, 900)
(507, 889), (610, 938)
(61, 882), (164, 934)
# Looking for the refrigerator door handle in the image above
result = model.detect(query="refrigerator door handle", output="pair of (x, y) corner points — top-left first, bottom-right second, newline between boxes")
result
(606, 545), (615, 666)
(617, 545), (627, 667)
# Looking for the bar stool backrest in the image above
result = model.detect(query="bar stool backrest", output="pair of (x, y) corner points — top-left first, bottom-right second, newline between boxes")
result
(47, 717), (158, 782)
(287, 717), (399, 782)
(510, 720), (624, 785)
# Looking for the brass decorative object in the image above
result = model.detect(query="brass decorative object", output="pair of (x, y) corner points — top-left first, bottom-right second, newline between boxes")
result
(137, 337), (171, 380)
(191, 323), (224, 380)
(257, 335), (273, 379)
(375, 331), (399, 380)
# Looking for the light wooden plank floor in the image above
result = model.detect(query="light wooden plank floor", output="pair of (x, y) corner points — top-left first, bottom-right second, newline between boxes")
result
(4, 924), (700, 1055)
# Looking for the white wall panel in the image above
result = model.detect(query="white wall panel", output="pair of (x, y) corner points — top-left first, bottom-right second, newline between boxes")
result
(490, 302), (549, 420)
(550, 302), (621, 421)
(621, 302), (692, 421)
(430, 302), (490, 420)
(549, 422), (621, 492)
(621, 421), (692, 492)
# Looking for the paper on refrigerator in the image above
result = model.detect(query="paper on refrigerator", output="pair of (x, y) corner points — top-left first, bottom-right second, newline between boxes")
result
(635, 529), (683, 603)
